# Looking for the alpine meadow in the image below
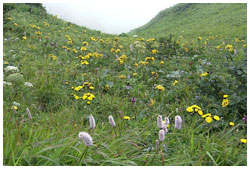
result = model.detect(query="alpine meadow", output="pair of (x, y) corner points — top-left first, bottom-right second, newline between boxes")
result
(3, 3), (247, 166)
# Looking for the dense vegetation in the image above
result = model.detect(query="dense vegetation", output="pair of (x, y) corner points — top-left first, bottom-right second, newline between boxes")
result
(129, 3), (247, 39)
(3, 3), (247, 166)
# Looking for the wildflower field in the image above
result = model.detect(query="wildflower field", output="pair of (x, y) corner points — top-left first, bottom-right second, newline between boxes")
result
(3, 3), (247, 166)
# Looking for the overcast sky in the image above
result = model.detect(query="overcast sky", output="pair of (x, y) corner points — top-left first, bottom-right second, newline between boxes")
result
(42, 1), (177, 34)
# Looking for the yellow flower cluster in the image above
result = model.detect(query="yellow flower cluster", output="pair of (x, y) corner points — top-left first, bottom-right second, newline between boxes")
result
(155, 85), (165, 91)
(117, 54), (128, 64)
(146, 38), (155, 42)
(48, 54), (57, 61)
(62, 45), (71, 51)
(30, 24), (40, 30)
(186, 105), (221, 123)
(139, 61), (149, 66)
(222, 95), (229, 107)
(65, 35), (73, 44)
(43, 21), (49, 26)
(119, 75), (126, 79)
(145, 56), (155, 62)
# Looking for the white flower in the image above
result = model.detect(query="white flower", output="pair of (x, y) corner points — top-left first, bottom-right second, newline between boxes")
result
(133, 35), (138, 38)
(175, 115), (182, 129)
(4, 66), (19, 73)
(159, 130), (165, 142)
(89, 114), (95, 129)
(78, 132), (93, 147)
(3, 81), (12, 86)
(157, 115), (163, 128)
(24, 82), (33, 87)
(108, 115), (116, 127)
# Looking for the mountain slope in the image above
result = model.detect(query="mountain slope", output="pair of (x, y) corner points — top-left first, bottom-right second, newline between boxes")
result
(129, 3), (247, 38)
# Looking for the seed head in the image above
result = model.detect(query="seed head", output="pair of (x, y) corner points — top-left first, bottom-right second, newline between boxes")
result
(78, 132), (93, 147)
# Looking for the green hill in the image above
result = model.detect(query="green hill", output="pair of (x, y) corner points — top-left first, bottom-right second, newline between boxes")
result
(129, 3), (247, 39)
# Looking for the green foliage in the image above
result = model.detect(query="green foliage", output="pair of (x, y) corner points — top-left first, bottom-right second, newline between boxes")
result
(3, 3), (247, 166)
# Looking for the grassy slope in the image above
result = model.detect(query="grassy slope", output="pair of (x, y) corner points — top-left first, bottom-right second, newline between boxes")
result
(129, 3), (247, 39)
(3, 4), (247, 166)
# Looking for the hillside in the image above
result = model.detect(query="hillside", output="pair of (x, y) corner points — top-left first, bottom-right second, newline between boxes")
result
(3, 3), (247, 166)
(129, 3), (247, 38)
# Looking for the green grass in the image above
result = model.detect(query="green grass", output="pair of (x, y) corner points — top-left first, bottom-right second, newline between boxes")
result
(129, 3), (247, 39)
(3, 3), (247, 166)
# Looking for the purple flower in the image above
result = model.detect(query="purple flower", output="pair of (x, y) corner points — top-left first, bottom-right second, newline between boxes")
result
(127, 75), (131, 79)
(243, 115), (247, 123)
(234, 49), (237, 56)
(131, 97), (136, 104)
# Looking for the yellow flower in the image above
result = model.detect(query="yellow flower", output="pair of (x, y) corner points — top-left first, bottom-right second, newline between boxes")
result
(8, 17), (12, 21)
(225, 45), (233, 52)
(205, 116), (213, 123)
(149, 98), (155, 106)
(88, 97), (93, 101)
(110, 48), (115, 53)
(13, 23), (18, 26)
(115, 49), (121, 53)
(198, 110), (203, 116)
(223, 95), (228, 98)
(133, 73), (137, 77)
(200, 72), (209, 77)
(80, 47), (87, 51)
(202, 113), (211, 118)
(89, 86), (94, 90)
(213, 115), (220, 121)
(72, 48), (78, 54)
(123, 116), (131, 120)
(155, 85), (165, 91)
(22, 36), (27, 40)
(65, 82), (69, 85)
(197, 37), (202, 40)
(186, 107), (193, 113)
(82, 73), (87, 76)
(119, 75), (126, 79)
(36, 31), (41, 35)
(12, 106), (18, 110)
(82, 42), (89, 46)
(4, 62), (9, 65)
(229, 122), (234, 126)
(222, 99), (229, 107)
(241, 139), (247, 144)
(87, 101), (91, 104)
(152, 49), (158, 54)
(135, 63), (138, 67)
(172, 80), (178, 86)
(160, 61), (164, 64)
